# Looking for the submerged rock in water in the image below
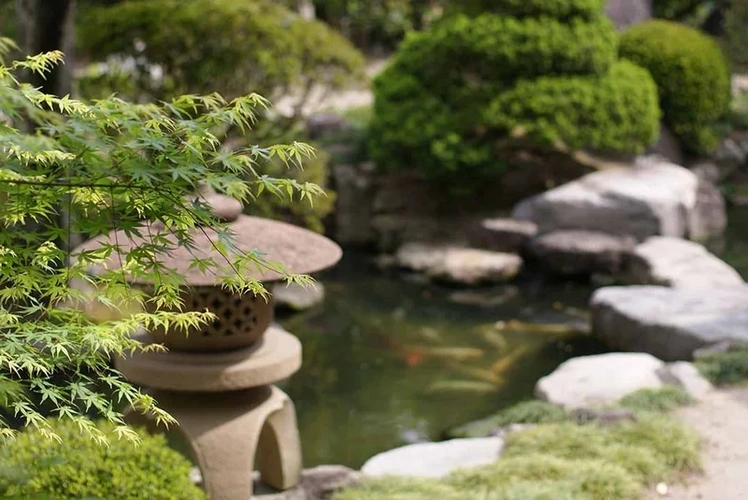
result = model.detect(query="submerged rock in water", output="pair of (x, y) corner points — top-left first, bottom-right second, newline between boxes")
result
(535, 352), (665, 409)
(513, 156), (725, 241)
(394, 242), (522, 285)
(361, 437), (504, 478)
(526, 230), (635, 276)
(272, 282), (325, 311)
(591, 285), (748, 360)
(626, 236), (743, 288)
(429, 248), (522, 285)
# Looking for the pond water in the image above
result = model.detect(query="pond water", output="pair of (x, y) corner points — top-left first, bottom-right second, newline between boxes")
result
(279, 205), (748, 469)
(277, 252), (608, 468)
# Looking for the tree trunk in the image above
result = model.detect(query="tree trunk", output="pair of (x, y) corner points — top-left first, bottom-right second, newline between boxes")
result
(16, 0), (76, 96)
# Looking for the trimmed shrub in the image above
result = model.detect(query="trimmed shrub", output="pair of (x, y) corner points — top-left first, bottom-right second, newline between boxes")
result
(76, 0), (365, 101)
(0, 419), (205, 500)
(457, 0), (608, 19)
(487, 61), (660, 154)
(369, 2), (659, 181)
(620, 19), (731, 155)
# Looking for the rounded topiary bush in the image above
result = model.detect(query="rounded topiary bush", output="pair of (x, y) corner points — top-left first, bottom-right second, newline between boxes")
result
(487, 61), (660, 154)
(459, 0), (608, 19)
(369, 3), (659, 180)
(0, 419), (205, 500)
(619, 19), (731, 154)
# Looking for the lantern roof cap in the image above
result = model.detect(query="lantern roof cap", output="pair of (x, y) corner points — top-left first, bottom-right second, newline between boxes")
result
(72, 189), (342, 286)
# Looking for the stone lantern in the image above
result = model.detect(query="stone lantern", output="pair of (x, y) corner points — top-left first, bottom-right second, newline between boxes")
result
(73, 188), (342, 500)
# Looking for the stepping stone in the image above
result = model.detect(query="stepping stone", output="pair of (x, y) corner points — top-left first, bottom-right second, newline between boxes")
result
(361, 438), (503, 478)
(626, 236), (743, 288)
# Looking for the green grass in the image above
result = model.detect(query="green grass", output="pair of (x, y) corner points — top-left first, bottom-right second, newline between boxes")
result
(695, 348), (748, 386)
(335, 414), (701, 500)
(618, 387), (695, 413)
(447, 400), (569, 438)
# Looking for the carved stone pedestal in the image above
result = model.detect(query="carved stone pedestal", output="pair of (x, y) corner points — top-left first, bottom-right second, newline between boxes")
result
(116, 326), (303, 500)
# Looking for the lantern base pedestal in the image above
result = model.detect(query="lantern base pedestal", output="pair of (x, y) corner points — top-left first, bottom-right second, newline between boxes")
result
(126, 385), (302, 500)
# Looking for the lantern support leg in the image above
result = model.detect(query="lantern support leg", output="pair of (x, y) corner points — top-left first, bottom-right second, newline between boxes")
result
(125, 386), (303, 500)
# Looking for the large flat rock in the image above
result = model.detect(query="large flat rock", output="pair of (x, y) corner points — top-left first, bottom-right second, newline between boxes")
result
(361, 438), (503, 478)
(513, 156), (722, 242)
(535, 353), (665, 409)
(591, 285), (748, 360)
(627, 237), (743, 288)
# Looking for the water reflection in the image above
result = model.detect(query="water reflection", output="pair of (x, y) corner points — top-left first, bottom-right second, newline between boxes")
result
(278, 251), (607, 468)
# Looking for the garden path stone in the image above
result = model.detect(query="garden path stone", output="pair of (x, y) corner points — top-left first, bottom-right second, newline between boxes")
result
(534, 352), (665, 409)
(627, 237), (743, 288)
(512, 155), (724, 241)
(360, 437), (504, 478)
(591, 285), (748, 360)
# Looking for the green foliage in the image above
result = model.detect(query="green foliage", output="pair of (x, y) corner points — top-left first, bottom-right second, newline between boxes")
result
(456, 0), (607, 19)
(0, 41), (321, 439)
(618, 387), (695, 413)
(729, 92), (748, 130)
(726, 0), (748, 68)
(448, 400), (568, 438)
(369, 2), (658, 181)
(335, 415), (701, 500)
(653, 0), (706, 20)
(247, 148), (335, 233)
(311, 0), (442, 50)
(487, 61), (660, 153)
(695, 347), (748, 386)
(0, 419), (205, 499)
(76, 0), (365, 102)
(620, 19), (731, 155)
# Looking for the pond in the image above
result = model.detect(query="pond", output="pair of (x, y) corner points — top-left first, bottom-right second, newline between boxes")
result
(280, 205), (748, 469)
(277, 251), (608, 469)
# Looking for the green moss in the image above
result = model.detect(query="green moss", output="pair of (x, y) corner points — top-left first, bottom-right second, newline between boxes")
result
(695, 348), (748, 386)
(332, 476), (464, 500)
(448, 400), (569, 438)
(618, 387), (695, 413)
(0, 419), (205, 500)
(619, 19), (731, 154)
(335, 415), (701, 500)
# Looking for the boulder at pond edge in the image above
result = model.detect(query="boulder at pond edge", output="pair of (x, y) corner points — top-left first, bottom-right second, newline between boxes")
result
(591, 285), (748, 360)
(535, 352), (665, 409)
(361, 437), (504, 479)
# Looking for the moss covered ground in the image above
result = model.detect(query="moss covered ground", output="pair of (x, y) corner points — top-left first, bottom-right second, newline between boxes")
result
(334, 388), (701, 500)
